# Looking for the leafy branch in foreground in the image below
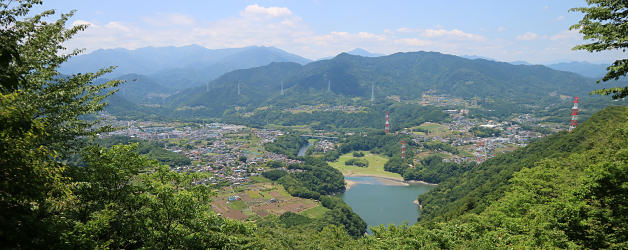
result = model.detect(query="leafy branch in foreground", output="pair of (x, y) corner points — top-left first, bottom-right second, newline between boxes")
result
(1, 0), (120, 247)
(571, 0), (628, 99)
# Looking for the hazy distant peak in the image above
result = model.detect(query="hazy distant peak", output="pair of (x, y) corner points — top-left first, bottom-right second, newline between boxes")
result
(346, 48), (384, 57)
(460, 54), (495, 61)
(60, 44), (311, 85)
(546, 61), (609, 78)
(509, 61), (532, 65)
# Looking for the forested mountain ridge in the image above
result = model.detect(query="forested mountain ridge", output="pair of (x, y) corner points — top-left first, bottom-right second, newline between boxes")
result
(161, 51), (601, 118)
(112, 73), (172, 104)
(60, 45), (311, 91)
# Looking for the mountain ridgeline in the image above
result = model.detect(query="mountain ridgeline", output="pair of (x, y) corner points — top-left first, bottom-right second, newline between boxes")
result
(62, 45), (311, 91)
(144, 51), (599, 118)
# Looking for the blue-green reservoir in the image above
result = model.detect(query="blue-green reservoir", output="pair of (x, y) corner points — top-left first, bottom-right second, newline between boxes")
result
(338, 176), (434, 232)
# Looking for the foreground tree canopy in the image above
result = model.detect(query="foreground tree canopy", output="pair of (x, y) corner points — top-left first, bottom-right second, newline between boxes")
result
(571, 0), (628, 99)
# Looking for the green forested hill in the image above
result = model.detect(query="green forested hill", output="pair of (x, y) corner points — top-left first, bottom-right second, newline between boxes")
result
(161, 51), (600, 118)
(417, 105), (628, 223)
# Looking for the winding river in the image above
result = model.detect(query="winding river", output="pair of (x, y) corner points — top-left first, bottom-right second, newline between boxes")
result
(337, 176), (434, 232)
(297, 142), (311, 157)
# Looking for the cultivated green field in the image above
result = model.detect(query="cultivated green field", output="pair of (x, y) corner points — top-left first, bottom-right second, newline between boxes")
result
(300, 204), (330, 219)
(328, 151), (403, 180)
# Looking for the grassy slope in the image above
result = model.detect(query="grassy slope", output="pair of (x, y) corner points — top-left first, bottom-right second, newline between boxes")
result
(328, 151), (402, 180)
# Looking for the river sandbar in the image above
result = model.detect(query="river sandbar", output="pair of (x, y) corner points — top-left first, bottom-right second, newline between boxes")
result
(345, 179), (358, 190)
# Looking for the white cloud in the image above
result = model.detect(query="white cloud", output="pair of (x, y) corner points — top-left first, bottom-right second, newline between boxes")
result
(357, 32), (386, 40)
(550, 29), (580, 41)
(67, 5), (308, 53)
(66, 5), (494, 59)
(556, 16), (565, 21)
(421, 28), (485, 41)
(242, 4), (292, 18)
(396, 27), (413, 33)
(516, 32), (539, 40)
(396, 38), (431, 46)
(63, 4), (624, 63)
(72, 20), (94, 27)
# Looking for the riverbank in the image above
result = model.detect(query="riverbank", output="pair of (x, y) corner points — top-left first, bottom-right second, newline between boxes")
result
(413, 199), (423, 209)
(406, 180), (438, 186)
(345, 179), (358, 190)
(343, 172), (438, 187)
(344, 173), (408, 186)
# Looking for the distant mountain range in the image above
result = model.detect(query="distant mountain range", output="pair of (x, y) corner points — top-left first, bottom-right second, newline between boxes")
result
(157, 51), (598, 118)
(68, 45), (614, 119)
(545, 61), (609, 79)
(61, 45), (311, 91)
(318, 48), (385, 60)
(461, 55), (609, 78)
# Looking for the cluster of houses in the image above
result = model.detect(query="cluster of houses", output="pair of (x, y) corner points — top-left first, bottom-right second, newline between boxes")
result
(408, 110), (549, 164)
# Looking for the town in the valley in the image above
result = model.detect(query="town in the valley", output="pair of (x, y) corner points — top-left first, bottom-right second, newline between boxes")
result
(100, 95), (560, 184)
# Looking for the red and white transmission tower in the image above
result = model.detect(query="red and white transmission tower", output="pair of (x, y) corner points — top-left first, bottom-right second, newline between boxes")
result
(385, 111), (390, 134)
(401, 141), (406, 159)
(476, 139), (485, 163)
(569, 97), (579, 132)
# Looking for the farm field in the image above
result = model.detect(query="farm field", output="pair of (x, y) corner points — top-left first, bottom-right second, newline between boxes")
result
(210, 182), (321, 220)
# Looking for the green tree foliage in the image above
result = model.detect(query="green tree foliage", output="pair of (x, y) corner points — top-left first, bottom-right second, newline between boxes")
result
(319, 196), (368, 238)
(279, 212), (312, 228)
(383, 157), (411, 175)
(384, 155), (473, 183)
(344, 158), (368, 167)
(64, 144), (256, 249)
(261, 169), (288, 181)
(0, 2), (257, 248)
(266, 160), (285, 168)
(95, 135), (190, 166)
(263, 133), (308, 157)
(404, 155), (474, 183)
(422, 140), (459, 154)
(339, 132), (414, 158)
(469, 126), (502, 138)
(253, 224), (358, 249)
(0, 1), (120, 247)
(278, 159), (345, 199)
(571, 0), (628, 99)
(352, 151), (365, 157)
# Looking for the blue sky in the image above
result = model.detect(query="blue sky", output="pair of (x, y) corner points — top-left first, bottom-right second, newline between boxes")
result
(34, 0), (625, 64)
